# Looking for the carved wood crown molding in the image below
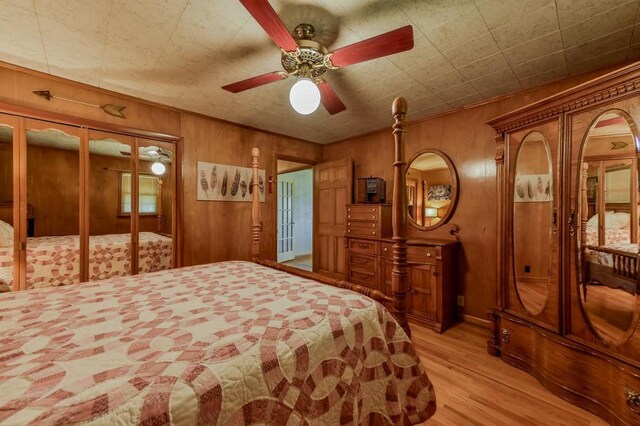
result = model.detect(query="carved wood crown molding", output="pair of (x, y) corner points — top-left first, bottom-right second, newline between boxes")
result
(494, 132), (505, 164)
(492, 78), (640, 132)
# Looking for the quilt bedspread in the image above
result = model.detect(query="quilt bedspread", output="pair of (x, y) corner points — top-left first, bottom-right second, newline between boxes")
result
(0, 232), (172, 290)
(0, 261), (435, 425)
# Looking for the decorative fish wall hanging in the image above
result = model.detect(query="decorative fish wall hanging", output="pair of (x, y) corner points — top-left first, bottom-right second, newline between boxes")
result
(33, 90), (127, 118)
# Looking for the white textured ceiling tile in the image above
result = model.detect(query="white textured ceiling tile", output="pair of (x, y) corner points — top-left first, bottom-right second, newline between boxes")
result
(478, 0), (553, 30)
(455, 52), (511, 80)
(420, 70), (468, 92)
(629, 43), (640, 59)
(402, 0), (477, 34)
(0, 2), (48, 72)
(556, 0), (635, 28)
(561, 0), (638, 48)
(426, 7), (490, 52)
(34, 0), (111, 35)
(446, 92), (483, 108)
(512, 51), (567, 79)
(631, 23), (640, 45)
(388, 34), (440, 69)
(404, 54), (457, 84)
(442, 32), (500, 68)
(342, 2), (412, 40)
(469, 68), (519, 91)
(567, 47), (629, 74)
(433, 82), (479, 101)
(502, 31), (564, 65)
(0, 0), (35, 12)
(476, 79), (522, 99)
(519, 65), (569, 89)
(564, 26), (634, 63)
(491, 3), (559, 50)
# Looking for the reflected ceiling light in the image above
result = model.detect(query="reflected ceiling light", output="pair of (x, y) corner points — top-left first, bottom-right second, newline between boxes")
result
(151, 162), (166, 176)
(289, 78), (321, 115)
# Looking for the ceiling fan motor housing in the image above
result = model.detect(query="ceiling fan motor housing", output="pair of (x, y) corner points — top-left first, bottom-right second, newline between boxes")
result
(281, 24), (329, 78)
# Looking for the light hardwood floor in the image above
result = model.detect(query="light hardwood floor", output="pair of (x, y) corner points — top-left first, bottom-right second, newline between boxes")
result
(411, 322), (607, 425)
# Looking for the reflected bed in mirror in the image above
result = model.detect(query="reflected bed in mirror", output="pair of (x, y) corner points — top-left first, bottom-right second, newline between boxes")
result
(578, 110), (639, 343)
(513, 131), (554, 316)
(406, 150), (458, 231)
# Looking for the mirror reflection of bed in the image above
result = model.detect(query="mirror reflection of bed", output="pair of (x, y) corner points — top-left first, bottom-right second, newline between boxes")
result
(406, 152), (453, 228)
(579, 111), (638, 342)
(0, 124), (173, 291)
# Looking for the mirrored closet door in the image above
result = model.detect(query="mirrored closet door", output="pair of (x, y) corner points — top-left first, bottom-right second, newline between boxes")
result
(24, 119), (81, 290)
(0, 114), (18, 291)
(88, 130), (136, 280)
(137, 138), (174, 273)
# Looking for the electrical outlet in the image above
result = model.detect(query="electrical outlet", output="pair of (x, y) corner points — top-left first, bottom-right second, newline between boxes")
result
(457, 295), (464, 307)
(525, 265), (531, 273)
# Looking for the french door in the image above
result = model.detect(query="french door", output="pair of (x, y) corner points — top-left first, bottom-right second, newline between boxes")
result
(277, 178), (295, 263)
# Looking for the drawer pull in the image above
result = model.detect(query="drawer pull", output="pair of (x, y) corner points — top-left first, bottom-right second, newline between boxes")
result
(348, 208), (351, 212)
(383, 247), (388, 252)
(372, 208), (376, 211)
(352, 271), (372, 279)
(357, 243), (371, 249)
(348, 215), (351, 219)
(372, 224), (376, 228)
(372, 215), (377, 219)
(625, 387), (640, 414)
(426, 252), (432, 257)
(501, 329), (510, 343)
(371, 231), (376, 235)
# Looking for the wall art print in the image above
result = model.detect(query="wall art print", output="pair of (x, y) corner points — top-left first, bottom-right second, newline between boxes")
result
(197, 161), (265, 202)
(514, 174), (552, 202)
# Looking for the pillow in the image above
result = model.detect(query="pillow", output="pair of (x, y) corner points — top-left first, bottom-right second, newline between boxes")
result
(586, 212), (631, 229)
(0, 220), (13, 248)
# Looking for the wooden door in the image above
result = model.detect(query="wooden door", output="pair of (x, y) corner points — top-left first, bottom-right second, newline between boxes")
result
(409, 264), (436, 321)
(0, 114), (20, 291)
(313, 158), (352, 278)
(277, 177), (295, 263)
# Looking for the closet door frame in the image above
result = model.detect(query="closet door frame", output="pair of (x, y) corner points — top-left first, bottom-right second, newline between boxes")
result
(0, 101), (183, 290)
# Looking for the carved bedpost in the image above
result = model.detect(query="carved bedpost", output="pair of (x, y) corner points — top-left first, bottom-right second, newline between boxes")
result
(251, 147), (261, 262)
(580, 162), (589, 293)
(391, 97), (410, 337)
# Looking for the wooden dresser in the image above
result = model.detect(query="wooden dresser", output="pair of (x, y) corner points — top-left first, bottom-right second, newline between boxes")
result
(345, 203), (458, 333)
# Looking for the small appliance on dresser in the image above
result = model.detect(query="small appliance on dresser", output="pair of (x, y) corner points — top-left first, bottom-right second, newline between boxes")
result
(345, 203), (458, 333)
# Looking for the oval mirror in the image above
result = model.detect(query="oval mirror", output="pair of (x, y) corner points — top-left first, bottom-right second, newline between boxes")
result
(513, 132), (553, 315)
(406, 150), (458, 231)
(578, 110), (639, 343)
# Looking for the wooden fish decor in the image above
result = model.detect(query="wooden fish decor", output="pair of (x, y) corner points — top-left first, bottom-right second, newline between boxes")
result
(33, 90), (126, 118)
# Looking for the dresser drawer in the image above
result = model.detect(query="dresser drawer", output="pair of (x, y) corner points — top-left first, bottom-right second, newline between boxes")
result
(348, 238), (378, 255)
(346, 205), (381, 221)
(348, 253), (377, 272)
(348, 269), (378, 288)
(346, 223), (379, 238)
(381, 242), (394, 258)
(408, 245), (437, 264)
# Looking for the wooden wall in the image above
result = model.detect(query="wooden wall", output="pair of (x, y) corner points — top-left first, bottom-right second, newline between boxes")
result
(322, 68), (617, 321)
(0, 63), (321, 265)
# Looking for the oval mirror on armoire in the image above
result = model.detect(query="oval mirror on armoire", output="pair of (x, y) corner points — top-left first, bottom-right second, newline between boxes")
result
(512, 131), (554, 316)
(577, 110), (640, 344)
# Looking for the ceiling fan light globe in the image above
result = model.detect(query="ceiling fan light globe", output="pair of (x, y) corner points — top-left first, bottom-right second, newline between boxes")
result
(289, 78), (321, 115)
(151, 162), (166, 176)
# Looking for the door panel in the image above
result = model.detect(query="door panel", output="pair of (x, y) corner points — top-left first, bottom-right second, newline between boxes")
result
(410, 265), (435, 321)
(313, 158), (352, 278)
(0, 114), (18, 291)
(277, 178), (295, 262)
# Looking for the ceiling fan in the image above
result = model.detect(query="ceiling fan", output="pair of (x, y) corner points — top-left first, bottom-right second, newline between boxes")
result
(222, 0), (415, 115)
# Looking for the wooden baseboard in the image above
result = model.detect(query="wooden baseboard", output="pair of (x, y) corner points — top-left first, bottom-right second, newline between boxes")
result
(461, 314), (490, 328)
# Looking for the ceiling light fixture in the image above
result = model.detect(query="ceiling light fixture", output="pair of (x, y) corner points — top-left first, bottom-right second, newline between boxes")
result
(151, 162), (166, 176)
(289, 77), (321, 115)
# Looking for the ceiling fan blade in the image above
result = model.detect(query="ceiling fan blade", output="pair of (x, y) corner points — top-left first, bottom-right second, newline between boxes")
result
(329, 25), (414, 68)
(317, 81), (346, 115)
(222, 71), (287, 93)
(240, 0), (298, 52)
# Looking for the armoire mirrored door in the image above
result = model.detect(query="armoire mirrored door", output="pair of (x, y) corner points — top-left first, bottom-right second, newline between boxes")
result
(24, 119), (81, 290)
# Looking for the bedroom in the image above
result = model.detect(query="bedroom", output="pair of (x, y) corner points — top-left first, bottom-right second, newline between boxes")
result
(0, 0), (638, 424)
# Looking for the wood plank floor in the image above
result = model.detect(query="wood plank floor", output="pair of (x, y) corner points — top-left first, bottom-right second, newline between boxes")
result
(411, 322), (608, 426)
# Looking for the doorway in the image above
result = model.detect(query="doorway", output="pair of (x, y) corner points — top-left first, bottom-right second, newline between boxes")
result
(277, 159), (313, 271)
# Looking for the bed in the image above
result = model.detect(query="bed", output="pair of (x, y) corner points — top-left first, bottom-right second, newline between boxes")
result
(581, 214), (638, 298)
(0, 232), (172, 290)
(0, 97), (436, 424)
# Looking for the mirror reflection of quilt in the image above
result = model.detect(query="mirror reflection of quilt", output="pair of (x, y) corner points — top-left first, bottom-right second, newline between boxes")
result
(0, 261), (436, 425)
(0, 232), (171, 290)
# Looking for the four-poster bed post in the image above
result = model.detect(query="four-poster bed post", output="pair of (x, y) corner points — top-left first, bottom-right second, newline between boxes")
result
(249, 97), (410, 333)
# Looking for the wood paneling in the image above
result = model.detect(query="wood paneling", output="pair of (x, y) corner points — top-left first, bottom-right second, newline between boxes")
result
(322, 69), (612, 321)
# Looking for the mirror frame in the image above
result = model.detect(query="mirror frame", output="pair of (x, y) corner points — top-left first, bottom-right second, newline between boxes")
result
(406, 149), (459, 231)
(576, 108), (640, 345)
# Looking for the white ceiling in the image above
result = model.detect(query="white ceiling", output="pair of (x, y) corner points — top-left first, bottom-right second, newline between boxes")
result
(1, 0), (640, 144)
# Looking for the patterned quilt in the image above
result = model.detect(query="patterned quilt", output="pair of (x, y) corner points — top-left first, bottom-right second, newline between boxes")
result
(0, 261), (436, 425)
(0, 232), (172, 290)
(585, 229), (636, 266)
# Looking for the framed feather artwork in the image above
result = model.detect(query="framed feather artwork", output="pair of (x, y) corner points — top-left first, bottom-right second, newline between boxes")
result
(197, 161), (265, 202)
(514, 174), (552, 203)
(427, 184), (452, 201)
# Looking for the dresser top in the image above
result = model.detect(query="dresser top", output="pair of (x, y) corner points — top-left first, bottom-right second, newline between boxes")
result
(347, 235), (458, 247)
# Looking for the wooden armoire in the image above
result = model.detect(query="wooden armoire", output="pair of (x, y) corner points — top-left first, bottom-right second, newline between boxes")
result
(488, 62), (640, 425)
